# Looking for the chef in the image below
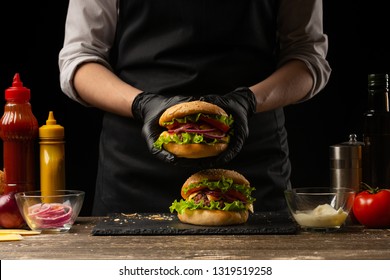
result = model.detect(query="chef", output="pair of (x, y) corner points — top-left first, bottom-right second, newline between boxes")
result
(59, 0), (331, 215)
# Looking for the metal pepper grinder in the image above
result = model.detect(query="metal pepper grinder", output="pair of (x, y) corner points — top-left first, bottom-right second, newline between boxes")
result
(329, 134), (363, 192)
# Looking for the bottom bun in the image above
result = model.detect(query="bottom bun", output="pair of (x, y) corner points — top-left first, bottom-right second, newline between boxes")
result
(164, 143), (227, 158)
(177, 209), (249, 226)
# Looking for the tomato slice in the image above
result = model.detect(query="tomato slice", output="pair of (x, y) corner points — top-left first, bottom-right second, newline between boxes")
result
(199, 116), (230, 133)
(225, 189), (248, 202)
(165, 121), (180, 130)
(181, 186), (208, 199)
(182, 186), (247, 202)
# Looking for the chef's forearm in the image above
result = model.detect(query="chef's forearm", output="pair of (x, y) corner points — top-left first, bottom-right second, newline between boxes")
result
(73, 62), (142, 118)
(249, 60), (314, 113)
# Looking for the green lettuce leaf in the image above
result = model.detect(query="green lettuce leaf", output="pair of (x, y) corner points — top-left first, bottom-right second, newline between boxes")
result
(153, 132), (230, 150)
(169, 199), (249, 214)
(169, 176), (256, 214)
(182, 177), (256, 203)
(153, 113), (234, 150)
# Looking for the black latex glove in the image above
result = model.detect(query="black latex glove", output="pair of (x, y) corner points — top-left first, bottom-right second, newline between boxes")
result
(201, 87), (257, 166)
(132, 92), (195, 164)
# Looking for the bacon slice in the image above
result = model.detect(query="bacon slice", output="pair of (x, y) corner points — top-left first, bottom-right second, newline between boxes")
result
(168, 121), (226, 139)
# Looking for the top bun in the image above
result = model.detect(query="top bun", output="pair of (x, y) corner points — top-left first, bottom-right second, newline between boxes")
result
(159, 101), (228, 126)
(181, 169), (250, 199)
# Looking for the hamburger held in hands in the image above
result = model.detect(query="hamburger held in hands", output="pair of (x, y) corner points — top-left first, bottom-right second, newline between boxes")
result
(169, 169), (256, 226)
(153, 101), (234, 158)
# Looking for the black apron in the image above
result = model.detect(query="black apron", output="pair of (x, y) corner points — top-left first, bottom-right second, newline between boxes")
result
(92, 0), (290, 215)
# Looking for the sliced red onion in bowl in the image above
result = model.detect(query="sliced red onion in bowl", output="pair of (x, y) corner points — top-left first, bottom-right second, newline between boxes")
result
(27, 203), (73, 229)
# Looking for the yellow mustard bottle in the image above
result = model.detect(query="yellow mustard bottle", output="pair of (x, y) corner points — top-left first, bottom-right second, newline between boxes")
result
(39, 111), (65, 197)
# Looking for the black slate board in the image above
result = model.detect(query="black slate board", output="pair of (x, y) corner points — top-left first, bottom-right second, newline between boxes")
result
(91, 211), (298, 235)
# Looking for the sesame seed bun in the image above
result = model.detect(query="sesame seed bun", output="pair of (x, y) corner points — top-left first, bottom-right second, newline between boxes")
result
(178, 209), (249, 226)
(156, 101), (230, 158)
(181, 169), (250, 199)
(174, 169), (253, 226)
(159, 100), (228, 126)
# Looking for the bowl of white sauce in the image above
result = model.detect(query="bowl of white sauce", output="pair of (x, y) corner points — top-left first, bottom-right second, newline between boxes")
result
(284, 187), (356, 232)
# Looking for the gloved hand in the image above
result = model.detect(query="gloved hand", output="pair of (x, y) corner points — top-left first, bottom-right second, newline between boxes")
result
(132, 92), (194, 164)
(201, 87), (257, 166)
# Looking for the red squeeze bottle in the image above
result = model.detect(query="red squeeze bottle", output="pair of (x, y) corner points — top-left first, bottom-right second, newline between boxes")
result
(0, 73), (39, 193)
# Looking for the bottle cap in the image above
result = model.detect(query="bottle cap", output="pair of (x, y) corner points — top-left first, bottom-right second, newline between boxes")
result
(39, 111), (65, 139)
(5, 73), (31, 101)
(368, 73), (389, 88)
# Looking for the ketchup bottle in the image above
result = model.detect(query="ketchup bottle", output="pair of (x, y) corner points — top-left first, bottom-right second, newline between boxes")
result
(0, 73), (38, 193)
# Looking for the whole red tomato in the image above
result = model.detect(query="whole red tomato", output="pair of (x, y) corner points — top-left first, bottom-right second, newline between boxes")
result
(353, 183), (390, 228)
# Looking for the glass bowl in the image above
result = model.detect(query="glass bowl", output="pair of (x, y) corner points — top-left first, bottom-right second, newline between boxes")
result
(284, 187), (355, 232)
(15, 190), (85, 233)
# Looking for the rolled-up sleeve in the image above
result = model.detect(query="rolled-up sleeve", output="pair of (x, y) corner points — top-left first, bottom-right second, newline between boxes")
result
(277, 0), (331, 101)
(58, 0), (118, 106)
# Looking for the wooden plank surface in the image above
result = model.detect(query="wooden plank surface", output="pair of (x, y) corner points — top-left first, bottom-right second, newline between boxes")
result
(1, 217), (390, 260)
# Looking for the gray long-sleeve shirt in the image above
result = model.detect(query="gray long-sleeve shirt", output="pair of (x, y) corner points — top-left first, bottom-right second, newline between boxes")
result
(59, 0), (331, 105)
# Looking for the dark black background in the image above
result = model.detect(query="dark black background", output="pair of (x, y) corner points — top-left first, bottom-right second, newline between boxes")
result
(1, 1), (389, 215)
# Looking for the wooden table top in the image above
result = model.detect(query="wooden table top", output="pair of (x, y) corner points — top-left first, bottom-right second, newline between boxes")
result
(1, 216), (390, 260)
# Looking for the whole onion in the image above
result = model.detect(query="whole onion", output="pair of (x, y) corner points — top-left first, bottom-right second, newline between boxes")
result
(0, 192), (25, 229)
